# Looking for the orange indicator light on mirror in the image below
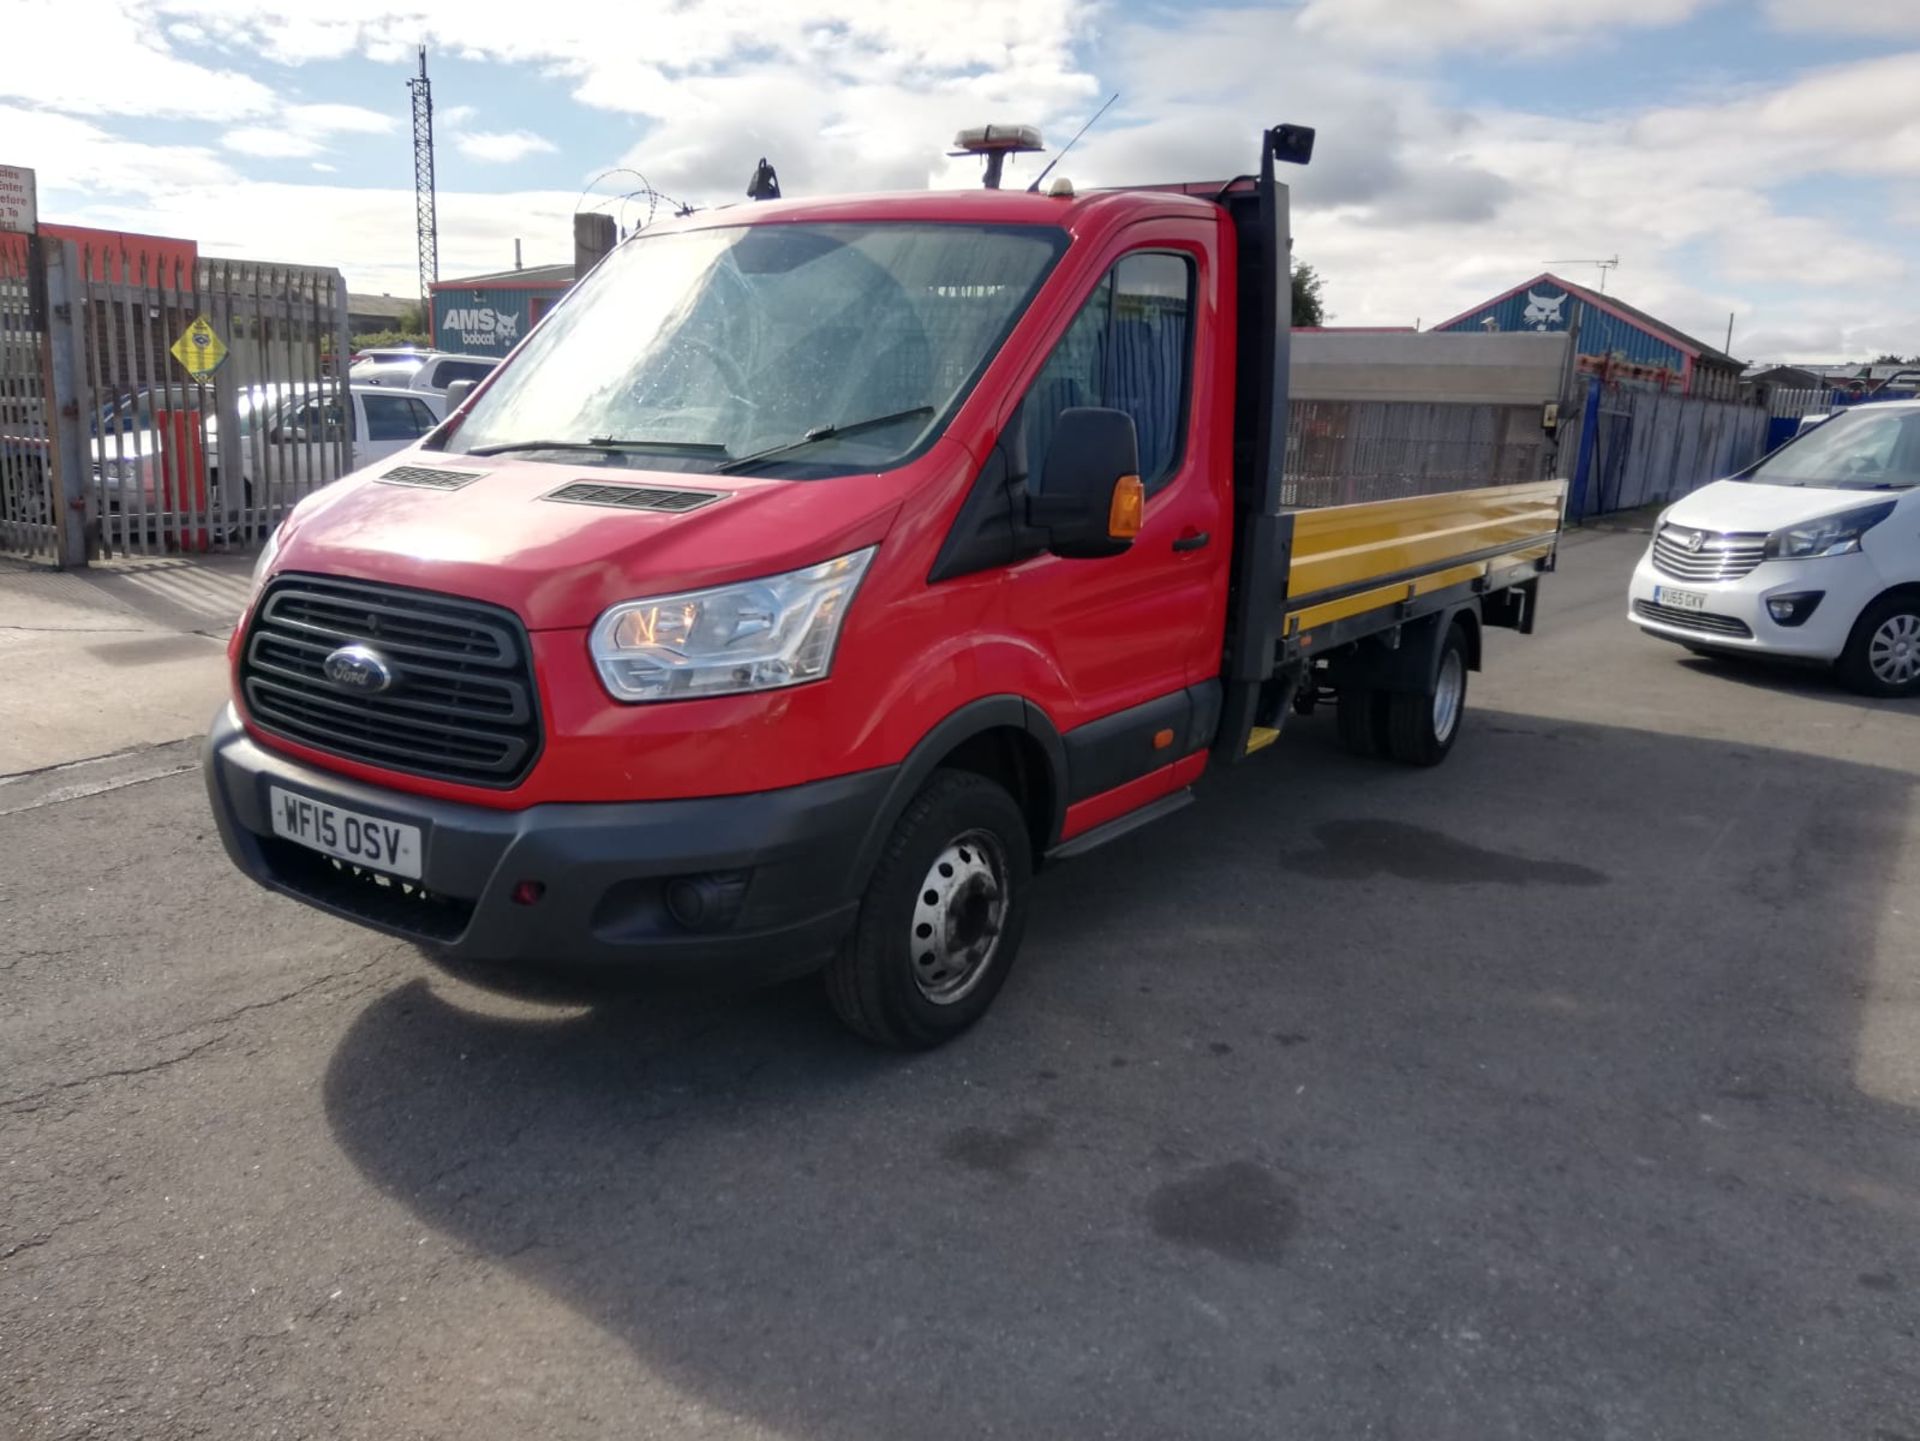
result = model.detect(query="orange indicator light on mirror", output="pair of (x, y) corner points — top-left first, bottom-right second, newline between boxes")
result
(1108, 474), (1144, 540)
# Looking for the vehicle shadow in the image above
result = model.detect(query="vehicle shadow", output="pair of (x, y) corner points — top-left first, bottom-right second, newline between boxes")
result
(1675, 648), (1917, 711)
(323, 707), (1920, 1440)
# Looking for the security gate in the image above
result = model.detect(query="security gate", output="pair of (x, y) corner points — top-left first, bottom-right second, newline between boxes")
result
(0, 236), (57, 560)
(0, 235), (350, 566)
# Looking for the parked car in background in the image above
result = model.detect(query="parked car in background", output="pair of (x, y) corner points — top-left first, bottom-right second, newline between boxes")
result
(94, 383), (444, 529)
(349, 345), (426, 367)
(351, 351), (499, 395)
(1630, 399), (1920, 696)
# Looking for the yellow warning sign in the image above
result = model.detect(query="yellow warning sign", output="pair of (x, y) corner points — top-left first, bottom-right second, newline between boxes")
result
(170, 315), (228, 382)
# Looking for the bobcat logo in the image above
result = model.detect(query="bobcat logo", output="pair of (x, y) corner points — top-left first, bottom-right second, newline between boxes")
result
(1522, 290), (1567, 331)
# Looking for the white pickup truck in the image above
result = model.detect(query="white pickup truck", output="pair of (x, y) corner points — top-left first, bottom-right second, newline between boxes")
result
(1629, 398), (1920, 697)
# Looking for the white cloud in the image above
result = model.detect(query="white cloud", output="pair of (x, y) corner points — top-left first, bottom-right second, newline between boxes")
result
(1631, 52), (1920, 179)
(1763, 0), (1920, 37)
(1048, 11), (1918, 360)
(7, 0), (1915, 360)
(1, 0), (274, 118)
(311, 161), (338, 173)
(1, 104), (234, 193)
(285, 102), (396, 135)
(61, 180), (579, 293)
(1295, 0), (1713, 52)
(455, 129), (558, 163)
(222, 126), (324, 159)
(223, 102), (393, 159)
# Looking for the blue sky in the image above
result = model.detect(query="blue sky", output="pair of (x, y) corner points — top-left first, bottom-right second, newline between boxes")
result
(7, 0), (1919, 360)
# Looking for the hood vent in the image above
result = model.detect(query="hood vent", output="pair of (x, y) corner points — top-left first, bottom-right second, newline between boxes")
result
(379, 464), (485, 491)
(543, 481), (723, 514)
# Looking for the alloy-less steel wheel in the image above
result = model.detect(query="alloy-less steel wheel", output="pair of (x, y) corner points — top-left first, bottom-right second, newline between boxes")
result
(1384, 621), (1470, 766)
(826, 770), (1033, 1049)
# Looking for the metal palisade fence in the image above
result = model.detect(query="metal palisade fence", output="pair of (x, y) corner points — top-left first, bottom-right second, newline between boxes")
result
(0, 235), (350, 566)
(0, 235), (56, 559)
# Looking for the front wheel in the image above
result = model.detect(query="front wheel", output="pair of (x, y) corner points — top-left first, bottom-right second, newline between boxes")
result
(1839, 594), (1920, 698)
(1384, 621), (1470, 766)
(825, 769), (1034, 1049)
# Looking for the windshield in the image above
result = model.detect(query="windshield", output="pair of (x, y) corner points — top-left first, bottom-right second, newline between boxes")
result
(1745, 406), (1920, 490)
(446, 222), (1065, 476)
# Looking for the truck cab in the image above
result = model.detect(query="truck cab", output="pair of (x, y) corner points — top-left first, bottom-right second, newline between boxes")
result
(205, 129), (1564, 1047)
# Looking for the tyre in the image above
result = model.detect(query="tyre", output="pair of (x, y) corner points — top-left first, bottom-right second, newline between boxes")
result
(1336, 687), (1386, 757)
(1838, 594), (1920, 698)
(1384, 621), (1469, 766)
(825, 769), (1033, 1049)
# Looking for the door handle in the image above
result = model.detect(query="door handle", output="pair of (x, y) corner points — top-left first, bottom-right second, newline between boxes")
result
(1172, 530), (1211, 552)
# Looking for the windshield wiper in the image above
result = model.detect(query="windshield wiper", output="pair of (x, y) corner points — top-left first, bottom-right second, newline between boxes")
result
(469, 437), (731, 458)
(718, 407), (935, 475)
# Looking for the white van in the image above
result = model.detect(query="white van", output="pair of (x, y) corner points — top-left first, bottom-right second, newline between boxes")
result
(94, 384), (444, 525)
(1628, 399), (1920, 696)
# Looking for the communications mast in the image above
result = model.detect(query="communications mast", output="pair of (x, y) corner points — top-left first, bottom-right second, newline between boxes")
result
(406, 47), (438, 317)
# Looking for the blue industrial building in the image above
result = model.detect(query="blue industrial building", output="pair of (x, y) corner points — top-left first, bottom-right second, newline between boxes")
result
(429, 262), (574, 359)
(1432, 272), (1743, 400)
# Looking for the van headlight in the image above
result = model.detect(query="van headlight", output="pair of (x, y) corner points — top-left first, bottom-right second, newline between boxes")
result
(589, 546), (876, 702)
(1763, 501), (1895, 560)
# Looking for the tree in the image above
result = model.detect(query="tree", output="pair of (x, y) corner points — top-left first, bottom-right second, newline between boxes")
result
(1872, 353), (1920, 365)
(1291, 260), (1326, 327)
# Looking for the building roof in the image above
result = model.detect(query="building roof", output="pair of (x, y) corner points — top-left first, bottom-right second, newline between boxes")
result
(432, 262), (575, 291)
(347, 293), (417, 320)
(1, 222), (198, 284)
(1433, 271), (1744, 373)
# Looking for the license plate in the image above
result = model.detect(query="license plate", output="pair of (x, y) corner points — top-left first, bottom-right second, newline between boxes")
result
(268, 785), (422, 880)
(1655, 585), (1707, 612)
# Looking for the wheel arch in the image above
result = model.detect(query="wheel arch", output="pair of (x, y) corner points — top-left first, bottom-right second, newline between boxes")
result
(848, 697), (1067, 894)
(1452, 604), (1484, 671)
(1327, 600), (1483, 694)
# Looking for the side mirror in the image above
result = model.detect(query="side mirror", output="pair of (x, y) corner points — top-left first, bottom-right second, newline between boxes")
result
(443, 379), (477, 411)
(1027, 407), (1144, 559)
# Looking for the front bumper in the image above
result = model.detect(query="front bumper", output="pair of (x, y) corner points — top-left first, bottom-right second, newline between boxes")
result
(1626, 549), (1879, 662)
(203, 705), (891, 979)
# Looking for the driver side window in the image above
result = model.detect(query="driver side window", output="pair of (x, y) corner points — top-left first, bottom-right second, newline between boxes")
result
(1022, 252), (1193, 496)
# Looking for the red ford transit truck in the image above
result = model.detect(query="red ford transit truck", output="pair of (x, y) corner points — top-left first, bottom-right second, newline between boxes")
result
(205, 127), (1567, 1047)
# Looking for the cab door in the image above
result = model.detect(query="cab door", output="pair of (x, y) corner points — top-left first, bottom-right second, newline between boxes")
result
(999, 220), (1230, 826)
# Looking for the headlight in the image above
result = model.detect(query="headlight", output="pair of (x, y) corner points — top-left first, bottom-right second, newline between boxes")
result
(590, 547), (876, 702)
(1763, 501), (1895, 560)
(248, 525), (283, 601)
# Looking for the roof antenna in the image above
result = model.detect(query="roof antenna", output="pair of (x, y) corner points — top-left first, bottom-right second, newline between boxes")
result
(1028, 93), (1118, 193)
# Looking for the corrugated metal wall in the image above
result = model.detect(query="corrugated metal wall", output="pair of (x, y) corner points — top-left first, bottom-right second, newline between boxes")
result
(1566, 386), (1772, 518)
(430, 287), (564, 357)
(1438, 282), (1689, 373)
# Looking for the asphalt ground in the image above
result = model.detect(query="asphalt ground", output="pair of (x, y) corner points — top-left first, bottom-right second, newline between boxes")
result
(4, 529), (1918, 1440)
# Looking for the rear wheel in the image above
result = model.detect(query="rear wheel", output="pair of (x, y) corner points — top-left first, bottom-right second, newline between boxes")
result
(1384, 622), (1470, 766)
(1839, 594), (1920, 698)
(1336, 687), (1387, 757)
(825, 769), (1033, 1049)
